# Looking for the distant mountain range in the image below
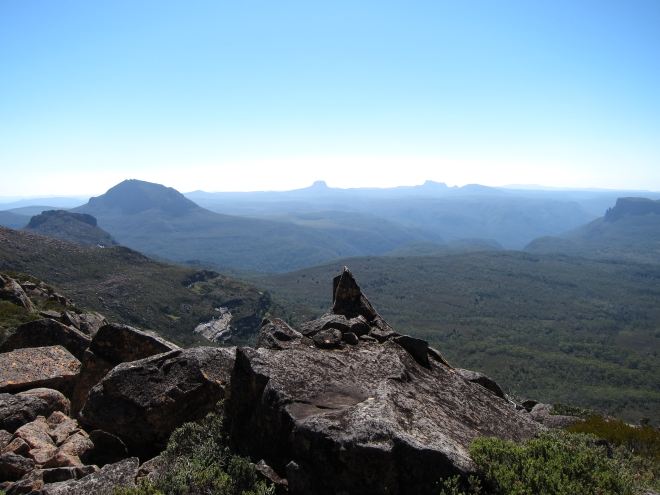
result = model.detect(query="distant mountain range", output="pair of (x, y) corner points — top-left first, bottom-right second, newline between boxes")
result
(526, 197), (660, 264)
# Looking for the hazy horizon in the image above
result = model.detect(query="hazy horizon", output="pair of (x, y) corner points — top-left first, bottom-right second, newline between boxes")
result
(1, 1), (659, 196)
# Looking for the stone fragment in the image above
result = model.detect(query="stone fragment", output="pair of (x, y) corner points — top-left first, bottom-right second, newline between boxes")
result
(89, 323), (179, 363)
(0, 452), (35, 481)
(0, 319), (91, 360)
(0, 275), (34, 312)
(393, 335), (430, 367)
(41, 457), (139, 495)
(256, 318), (303, 350)
(1, 389), (69, 433)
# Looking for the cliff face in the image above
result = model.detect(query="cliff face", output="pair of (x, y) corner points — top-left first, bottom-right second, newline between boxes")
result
(604, 197), (660, 222)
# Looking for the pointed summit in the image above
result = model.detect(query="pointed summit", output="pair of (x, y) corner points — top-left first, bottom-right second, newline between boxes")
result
(331, 267), (378, 321)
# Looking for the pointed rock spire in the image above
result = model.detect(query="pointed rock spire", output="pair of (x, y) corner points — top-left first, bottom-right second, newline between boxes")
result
(332, 267), (378, 321)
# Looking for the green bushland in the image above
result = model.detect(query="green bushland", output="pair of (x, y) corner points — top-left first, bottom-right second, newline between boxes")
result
(114, 408), (273, 495)
(441, 430), (654, 495)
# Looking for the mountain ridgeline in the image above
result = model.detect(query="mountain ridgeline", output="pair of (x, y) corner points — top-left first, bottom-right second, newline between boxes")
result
(26, 210), (117, 247)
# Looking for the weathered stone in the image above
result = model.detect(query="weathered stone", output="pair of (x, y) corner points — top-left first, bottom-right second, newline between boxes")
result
(256, 318), (303, 350)
(368, 323), (399, 343)
(71, 325), (178, 416)
(1, 438), (30, 457)
(76, 313), (107, 337)
(4, 467), (44, 494)
(136, 454), (166, 483)
(227, 339), (543, 495)
(0, 319), (91, 361)
(0, 389), (70, 433)
(82, 430), (128, 467)
(40, 457), (138, 495)
(81, 347), (235, 458)
(0, 452), (35, 481)
(256, 459), (289, 495)
(0, 347), (81, 395)
(90, 323), (179, 363)
(15, 416), (57, 464)
(58, 431), (94, 460)
(428, 346), (451, 367)
(47, 412), (79, 445)
(0, 276), (34, 312)
(332, 267), (378, 321)
(312, 328), (343, 349)
(393, 335), (430, 367)
(342, 332), (359, 345)
(521, 399), (538, 412)
(454, 368), (507, 400)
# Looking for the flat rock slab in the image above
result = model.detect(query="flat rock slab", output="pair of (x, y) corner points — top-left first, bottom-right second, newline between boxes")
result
(228, 341), (544, 495)
(0, 319), (91, 360)
(0, 346), (81, 394)
(42, 457), (139, 495)
(81, 347), (235, 458)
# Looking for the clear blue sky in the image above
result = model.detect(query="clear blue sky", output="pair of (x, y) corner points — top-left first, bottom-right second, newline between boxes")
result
(1, 0), (659, 196)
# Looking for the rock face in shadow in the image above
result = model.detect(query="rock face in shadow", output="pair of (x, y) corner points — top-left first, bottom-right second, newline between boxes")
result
(226, 268), (542, 495)
(80, 347), (235, 459)
(70, 324), (180, 415)
(0, 389), (70, 433)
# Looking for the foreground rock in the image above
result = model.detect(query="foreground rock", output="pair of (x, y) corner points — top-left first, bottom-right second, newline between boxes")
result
(227, 269), (543, 495)
(71, 323), (179, 415)
(40, 457), (138, 494)
(81, 347), (235, 458)
(0, 389), (70, 433)
(0, 347), (80, 395)
(0, 319), (91, 360)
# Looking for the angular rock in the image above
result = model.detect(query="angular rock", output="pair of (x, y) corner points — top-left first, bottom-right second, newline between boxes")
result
(40, 465), (97, 484)
(0, 346), (80, 395)
(2, 438), (30, 457)
(393, 335), (430, 368)
(71, 325), (178, 415)
(332, 267), (378, 321)
(428, 346), (451, 367)
(47, 412), (79, 445)
(521, 399), (538, 412)
(0, 319), (91, 360)
(76, 313), (107, 337)
(227, 340), (542, 495)
(81, 347), (235, 458)
(454, 368), (507, 400)
(256, 318), (303, 350)
(300, 313), (371, 338)
(342, 332), (359, 345)
(0, 389), (70, 433)
(0, 275), (34, 312)
(89, 323), (179, 363)
(40, 457), (138, 495)
(15, 416), (57, 464)
(82, 430), (128, 467)
(0, 452), (35, 481)
(312, 328), (343, 349)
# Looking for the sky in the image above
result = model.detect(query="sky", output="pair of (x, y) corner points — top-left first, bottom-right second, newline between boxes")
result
(1, 0), (659, 197)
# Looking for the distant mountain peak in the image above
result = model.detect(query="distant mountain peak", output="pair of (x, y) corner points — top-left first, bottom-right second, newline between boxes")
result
(309, 180), (329, 189)
(85, 179), (199, 215)
(421, 180), (448, 189)
(604, 197), (660, 222)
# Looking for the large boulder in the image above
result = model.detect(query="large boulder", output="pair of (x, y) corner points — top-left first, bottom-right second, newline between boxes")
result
(454, 368), (507, 400)
(80, 347), (235, 458)
(89, 323), (179, 363)
(0, 319), (91, 360)
(70, 324), (179, 415)
(226, 269), (543, 495)
(0, 347), (81, 395)
(0, 389), (70, 433)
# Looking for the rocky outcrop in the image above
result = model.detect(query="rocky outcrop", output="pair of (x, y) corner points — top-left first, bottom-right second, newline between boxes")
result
(0, 347), (80, 395)
(454, 368), (507, 400)
(529, 403), (583, 428)
(80, 347), (235, 458)
(25, 210), (117, 247)
(0, 389), (70, 433)
(70, 323), (179, 415)
(226, 269), (543, 495)
(0, 319), (91, 360)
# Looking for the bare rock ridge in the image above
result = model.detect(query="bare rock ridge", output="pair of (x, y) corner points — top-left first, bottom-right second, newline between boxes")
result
(0, 269), (568, 494)
(226, 268), (543, 494)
